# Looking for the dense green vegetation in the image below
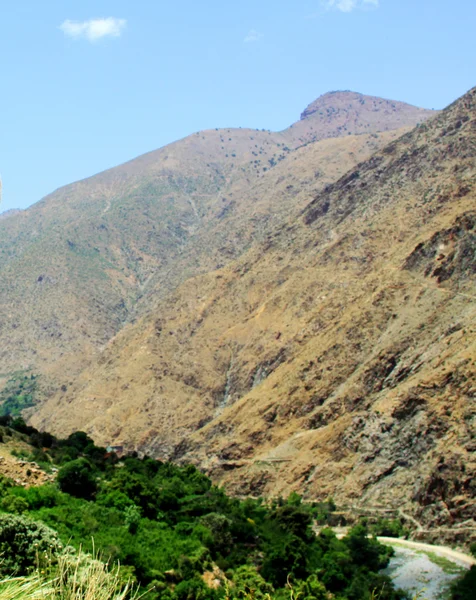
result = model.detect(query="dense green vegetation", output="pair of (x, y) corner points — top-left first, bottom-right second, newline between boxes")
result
(368, 518), (409, 539)
(0, 372), (38, 417)
(0, 419), (410, 599)
(450, 543), (476, 600)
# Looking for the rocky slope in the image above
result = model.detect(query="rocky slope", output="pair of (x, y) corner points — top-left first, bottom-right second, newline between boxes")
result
(0, 93), (433, 392)
(31, 87), (475, 536)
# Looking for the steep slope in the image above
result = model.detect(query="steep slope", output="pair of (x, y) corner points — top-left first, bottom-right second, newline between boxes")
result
(0, 92), (434, 391)
(32, 87), (475, 533)
(131, 128), (406, 316)
(0, 127), (287, 379)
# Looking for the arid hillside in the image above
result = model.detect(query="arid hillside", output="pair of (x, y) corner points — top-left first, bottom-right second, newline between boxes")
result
(0, 92), (432, 392)
(0, 209), (22, 221)
(31, 87), (475, 536)
(284, 91), (435, 146)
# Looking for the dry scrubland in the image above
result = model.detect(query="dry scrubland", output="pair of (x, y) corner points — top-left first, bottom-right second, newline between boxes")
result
(2, 88), (475, 542)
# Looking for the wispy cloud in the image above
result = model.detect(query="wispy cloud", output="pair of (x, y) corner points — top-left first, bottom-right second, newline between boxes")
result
(323, 0), (379, 12)
(244, 29), (264, 43)
(60, 18), (127, 42)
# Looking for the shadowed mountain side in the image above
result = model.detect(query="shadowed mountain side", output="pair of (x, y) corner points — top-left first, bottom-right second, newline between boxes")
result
(31, 87), (475, 533)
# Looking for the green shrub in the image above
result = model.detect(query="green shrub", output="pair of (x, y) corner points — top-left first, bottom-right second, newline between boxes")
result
(230, 565), (274, 600)
(0, 494), (29, 514)
(451, 566), (476, 600)
(57, 458), (97, 499)
(0, 513), (62, 575)
(9, 484), (60, 510)
(172, 576), (216, 600)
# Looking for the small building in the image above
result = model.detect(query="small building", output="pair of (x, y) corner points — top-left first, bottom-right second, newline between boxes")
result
(106, 443), (124, 456)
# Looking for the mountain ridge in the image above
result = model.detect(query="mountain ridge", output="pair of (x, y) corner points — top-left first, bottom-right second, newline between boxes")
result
(0, 91), (434, 387)
(29, 86), (475, 538)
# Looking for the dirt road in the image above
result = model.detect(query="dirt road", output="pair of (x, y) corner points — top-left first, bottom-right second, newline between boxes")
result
(378, 536), (476, 568)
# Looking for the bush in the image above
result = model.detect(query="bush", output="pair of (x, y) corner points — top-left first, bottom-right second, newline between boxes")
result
(10, 484), (60, 510)
(172, 576), (216, 600)
(230, 565), (274, 600)
(0, 513), (62, 575)
(0, 494), (29, 514)
(370, 518), (409, 538)
(451, 566), (476, 600)
(57, 458), (97, 499)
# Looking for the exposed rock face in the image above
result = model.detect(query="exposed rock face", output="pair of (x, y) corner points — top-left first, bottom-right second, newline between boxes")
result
(30, 87), (475, 536)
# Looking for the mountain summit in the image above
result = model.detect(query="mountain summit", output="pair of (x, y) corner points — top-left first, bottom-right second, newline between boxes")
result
(285, 90), (436, 146)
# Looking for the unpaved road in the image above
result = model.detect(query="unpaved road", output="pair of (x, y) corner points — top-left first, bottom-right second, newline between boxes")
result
(316, 526), (476, 568)
(377, 537), (476, 568)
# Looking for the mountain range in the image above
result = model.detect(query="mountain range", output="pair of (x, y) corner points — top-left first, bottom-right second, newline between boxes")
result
(3, 88), (475, 537)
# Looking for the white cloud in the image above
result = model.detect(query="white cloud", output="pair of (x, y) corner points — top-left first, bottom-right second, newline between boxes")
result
(60, 18), (127, 42)
(244, 29), (264, 43)
(324, 0), (379, 12)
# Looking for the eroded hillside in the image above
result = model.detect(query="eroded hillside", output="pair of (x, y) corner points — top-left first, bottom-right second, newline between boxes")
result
(31, 88), (475, 536)
(0, 92), (431, 392)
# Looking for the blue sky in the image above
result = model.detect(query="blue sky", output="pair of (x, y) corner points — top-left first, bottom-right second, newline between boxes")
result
(1, 0), (475, 211)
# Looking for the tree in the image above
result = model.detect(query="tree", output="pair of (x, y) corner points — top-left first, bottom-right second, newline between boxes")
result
(57, 458), (97, 499)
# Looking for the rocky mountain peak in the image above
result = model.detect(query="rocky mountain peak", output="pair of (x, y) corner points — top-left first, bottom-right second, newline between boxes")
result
(300, 90), (432, 122)
(282, 91), (436, 147)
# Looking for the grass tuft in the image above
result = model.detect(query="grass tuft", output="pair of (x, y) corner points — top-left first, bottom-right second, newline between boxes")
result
(0, 551), (138, 600)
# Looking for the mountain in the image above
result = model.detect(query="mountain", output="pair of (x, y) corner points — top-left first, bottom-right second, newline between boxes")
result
(285, 91), (435, 146)
(0, 209), (22, 220)
(30, 87), (475, 537)
(0, 92), (433, 391)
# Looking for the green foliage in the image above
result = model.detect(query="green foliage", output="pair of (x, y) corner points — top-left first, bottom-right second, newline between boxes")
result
(199, 513), (233, 554)
(0, 425), (408, 599)
(0, 494), (29, 514)
(344, 523), (393, 572)
(124, 504), (142, 534)
(57, 458), (97, 499)
(451, 566), (476, 600)
(173, 576), (217, 600)
(0, 513), (62, 576)
(370, 518), (409, 539)
(229, 565), (274, 600)
(286, 574), (328, 600)
(0, 373), (38, 418)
